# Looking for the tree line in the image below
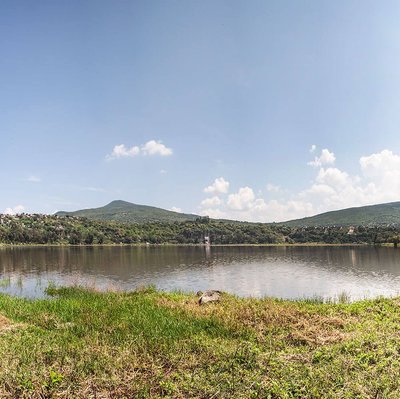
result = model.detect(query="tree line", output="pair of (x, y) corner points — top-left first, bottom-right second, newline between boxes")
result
(0, 214), (400, 246)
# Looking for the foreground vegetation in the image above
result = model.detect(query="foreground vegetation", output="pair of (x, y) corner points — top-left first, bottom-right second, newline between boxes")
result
(0, 286), (400, 398)
(1, 213), (400, 246)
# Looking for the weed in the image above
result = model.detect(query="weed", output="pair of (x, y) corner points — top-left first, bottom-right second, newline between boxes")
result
(0, 287), (399, 398)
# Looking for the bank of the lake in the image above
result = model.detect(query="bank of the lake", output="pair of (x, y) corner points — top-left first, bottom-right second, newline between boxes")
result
(0, 242), (377, 247)
(0, 286), (399, 398)
(2, 213), (400, 246)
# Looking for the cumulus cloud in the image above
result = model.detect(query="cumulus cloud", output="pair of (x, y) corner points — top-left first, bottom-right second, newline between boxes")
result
(227, 187), (255, 211)
(310, 144), (317, 153)
(106, 140), (172, 160)
(198, 148), (400, 223)
(358, 149), (400, 203)
(203, 177), (230, 194)
(199, 208), (226, 219)
(301, 149), (400, 214)
(141, 140), (172, 156)
(170, 206), (182, 213)
(223, 187), (313, 222)
(3, 205), (25, 215)
(315, 167), (351, 189)
(106, 144), (140, 160)
(261, 200), (314, 222)
(360, 149), (400, 178)
(199, 185), (314, 222)
(201, 196), (223, 207)
(308, 148), (336, 167)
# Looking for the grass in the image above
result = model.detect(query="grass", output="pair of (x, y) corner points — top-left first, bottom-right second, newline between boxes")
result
(0, 287), (400, 398)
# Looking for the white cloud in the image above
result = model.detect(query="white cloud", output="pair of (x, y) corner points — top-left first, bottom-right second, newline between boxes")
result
(141, 140), (173, 156)
(266, 183), (281, 193)
(200, 208), (226, 219)
(227, 187), (256, 211)
(106, 139), (172, 160)
(358, 149), (400, 203)
(106, 144), (140, 160)
(27, 175), (41, 183)
(262, 200), (314, 222)
(3, 205), (25, 215)
(170, 206), (182, 213)
(308, 148), (336, 167)
(310, 144), (317, 153)
(204, 177), (230, 194)
(198, 148), (400, 223)
(360, 149), (400, 178)
(201, 196), (222, 207)
(201, 186), (314, 222)
(315, 167), (351, 189)
(160, 169), (167, 175)
(224, 187), (314, 222)
(300, 149), (400, 214)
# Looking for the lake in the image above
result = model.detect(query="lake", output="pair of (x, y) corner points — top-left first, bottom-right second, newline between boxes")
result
(1, 245), (400, 300)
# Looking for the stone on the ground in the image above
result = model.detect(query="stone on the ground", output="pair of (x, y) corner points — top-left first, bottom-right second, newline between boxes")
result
(198, 290), (221, 305)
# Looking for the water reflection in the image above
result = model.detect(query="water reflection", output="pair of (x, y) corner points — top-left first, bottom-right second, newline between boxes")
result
(1, 246), (400, 300)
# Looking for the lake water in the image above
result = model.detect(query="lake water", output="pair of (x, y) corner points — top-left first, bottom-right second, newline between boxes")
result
(1, 245), (400, 301)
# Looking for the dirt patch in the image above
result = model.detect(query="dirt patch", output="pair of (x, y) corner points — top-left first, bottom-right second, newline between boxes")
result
(0, 314), (19, 333)
(0, 314), (11, 329)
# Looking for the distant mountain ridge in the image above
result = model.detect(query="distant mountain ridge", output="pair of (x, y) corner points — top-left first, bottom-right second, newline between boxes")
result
(280, 201), (400, 227)
(56, 199), (400, 227)
(56, 200), (199, 223)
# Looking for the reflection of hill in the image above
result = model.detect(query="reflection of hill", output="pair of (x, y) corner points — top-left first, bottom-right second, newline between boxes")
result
(1, 246), (400, 277)
(1, 246), (400, 300)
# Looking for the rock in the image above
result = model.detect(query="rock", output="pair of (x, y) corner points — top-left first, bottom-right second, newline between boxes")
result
(198, 290), (221, 305)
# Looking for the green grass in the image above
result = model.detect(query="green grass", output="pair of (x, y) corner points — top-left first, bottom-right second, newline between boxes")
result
(1, 287), (400, 398)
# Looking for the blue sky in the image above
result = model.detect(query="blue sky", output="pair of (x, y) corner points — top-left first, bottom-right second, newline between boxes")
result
(2, 0), (400, 222)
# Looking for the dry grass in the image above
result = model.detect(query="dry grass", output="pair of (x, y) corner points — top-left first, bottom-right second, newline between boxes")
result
(0, 313), (22, 334)
(0, 314), (12, 331)
(156, 293), (353, 346)
(0, 287), (399, 398)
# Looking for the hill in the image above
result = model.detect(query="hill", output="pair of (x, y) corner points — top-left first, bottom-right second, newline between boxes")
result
(55, 200), (400, 227)
(55, 200), (199, 223)
(281, 201), (400, 227)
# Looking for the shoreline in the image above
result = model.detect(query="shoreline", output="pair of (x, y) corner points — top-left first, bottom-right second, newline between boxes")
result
(0, 242), (396, 248)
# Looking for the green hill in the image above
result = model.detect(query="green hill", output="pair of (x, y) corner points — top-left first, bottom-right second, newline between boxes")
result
(281, 201), (400, 227)
(56, 200), (199, 223)
(56, 200), (400, 227)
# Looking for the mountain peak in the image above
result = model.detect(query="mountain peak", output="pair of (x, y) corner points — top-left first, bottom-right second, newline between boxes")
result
(105, 200), (134, 207)
(56, 200), (199, 223)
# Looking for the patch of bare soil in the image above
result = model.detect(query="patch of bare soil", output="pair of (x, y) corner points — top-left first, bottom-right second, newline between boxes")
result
(0, 314), (19, 333)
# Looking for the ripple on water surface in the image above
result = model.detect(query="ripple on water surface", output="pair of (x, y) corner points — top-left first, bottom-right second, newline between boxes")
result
(1, 246), (400, 300)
